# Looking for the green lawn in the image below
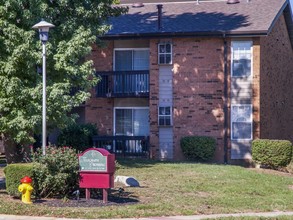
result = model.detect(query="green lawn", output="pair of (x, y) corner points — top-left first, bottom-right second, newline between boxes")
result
(0, 159), (293, 219)
(207, 217), (293, 220)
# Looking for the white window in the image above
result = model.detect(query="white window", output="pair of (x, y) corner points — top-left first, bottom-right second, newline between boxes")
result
(114, 108), (149, 136)
(231, 104), (252, 140)
(114, 49), (149, 71)
(231, 41), (252, 77)
(158, 106), (172, 126)
(158, 43), (172, 65)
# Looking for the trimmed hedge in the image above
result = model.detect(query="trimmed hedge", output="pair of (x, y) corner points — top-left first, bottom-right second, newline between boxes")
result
(180, 136), (216, 161)
(4, 163), (33, 197)
(252, 139), (292, 169)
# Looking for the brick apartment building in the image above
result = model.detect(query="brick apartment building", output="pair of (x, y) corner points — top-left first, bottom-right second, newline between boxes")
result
(79, 0), (293, 163)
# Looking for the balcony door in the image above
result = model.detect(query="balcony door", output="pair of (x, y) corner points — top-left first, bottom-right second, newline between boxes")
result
(114, 107), (149, 137)
(114, 49), (149, 94)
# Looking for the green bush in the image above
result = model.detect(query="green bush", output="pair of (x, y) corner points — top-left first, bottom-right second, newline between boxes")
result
(252, 139), (292, 169)
(180, 136), (216, 161)
(32, 146), (79, 198)
(4, 163), (33, 197)
(57, 123), (97, 151)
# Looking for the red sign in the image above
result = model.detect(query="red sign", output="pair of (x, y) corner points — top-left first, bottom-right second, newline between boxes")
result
(78, 148), (115, 202)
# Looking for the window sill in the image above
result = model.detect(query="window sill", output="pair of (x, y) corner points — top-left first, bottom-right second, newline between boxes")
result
(158, 125), (173, 128)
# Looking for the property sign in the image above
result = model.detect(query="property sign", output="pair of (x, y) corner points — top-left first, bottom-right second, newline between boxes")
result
(78, 148), (115, 203)
(79, 149), (107, 172)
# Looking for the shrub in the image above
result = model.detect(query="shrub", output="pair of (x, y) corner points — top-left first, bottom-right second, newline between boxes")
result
(252, 139), (292, 169)
(57, 123), (98, 151)
(32, 146), (79, 198)
(4, 163), (33, 197)
(180, 136), (216, 161)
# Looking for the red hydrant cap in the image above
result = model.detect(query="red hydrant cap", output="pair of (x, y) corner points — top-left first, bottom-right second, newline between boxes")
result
(21, 176), (32, 183)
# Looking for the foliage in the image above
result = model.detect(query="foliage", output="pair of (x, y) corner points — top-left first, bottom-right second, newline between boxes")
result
(57, 123), (97, 151)
(180, 136), (216, 161)
(2, 161), (293, 217)
(115, 160), (121, 171)
(4, 163), (33, 197)
(252, 139), (292, 169)
(286, 161), (293, 174)
(0, 1), (127, 146)
(32, 145), (79, 198)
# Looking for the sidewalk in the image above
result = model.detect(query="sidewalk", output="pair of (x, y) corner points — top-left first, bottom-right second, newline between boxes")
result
(1, 212), (293, 220)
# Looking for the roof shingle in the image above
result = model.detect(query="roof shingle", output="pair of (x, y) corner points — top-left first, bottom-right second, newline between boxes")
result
(105, 0), (289, 38)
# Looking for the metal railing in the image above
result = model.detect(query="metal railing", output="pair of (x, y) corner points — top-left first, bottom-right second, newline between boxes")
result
(92, 135), (149, 158)
(96, 70), (149, 98)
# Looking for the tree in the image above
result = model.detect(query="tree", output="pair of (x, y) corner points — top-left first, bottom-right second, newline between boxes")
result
(0, 0), (127, 163)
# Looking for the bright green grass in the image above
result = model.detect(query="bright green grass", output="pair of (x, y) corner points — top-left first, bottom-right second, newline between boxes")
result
(1, 159), (293, 219)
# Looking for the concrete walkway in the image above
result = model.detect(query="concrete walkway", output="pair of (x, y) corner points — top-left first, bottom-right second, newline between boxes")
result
(1, 212), (293, 220)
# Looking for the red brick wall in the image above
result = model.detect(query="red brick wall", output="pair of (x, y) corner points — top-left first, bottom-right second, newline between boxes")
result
(149, 39), (160, 159)
(85, 97), (114, 135)
(252, 38), (261, 140)
(88, 41), (114, 71)
(259, 14), (293, 141)
(85, 41), (114, 135)
(172, 38), (225, 162)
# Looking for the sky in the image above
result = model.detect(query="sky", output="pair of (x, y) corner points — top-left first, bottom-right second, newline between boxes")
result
(290, 0), (293, 14)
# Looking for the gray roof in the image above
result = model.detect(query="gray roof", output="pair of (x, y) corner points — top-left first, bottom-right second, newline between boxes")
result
(103, 0), (293, 39)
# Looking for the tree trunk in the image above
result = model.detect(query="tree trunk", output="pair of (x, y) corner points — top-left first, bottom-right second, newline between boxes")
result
(3, 135), (31, 164)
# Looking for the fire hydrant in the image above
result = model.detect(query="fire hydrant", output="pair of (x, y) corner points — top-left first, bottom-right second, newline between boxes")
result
(18, 176), (33, 204)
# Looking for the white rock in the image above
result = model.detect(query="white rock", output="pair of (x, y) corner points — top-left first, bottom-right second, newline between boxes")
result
(114, 175), (140, 187)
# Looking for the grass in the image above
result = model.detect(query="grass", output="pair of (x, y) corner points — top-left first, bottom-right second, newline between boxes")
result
(206, 217), (293, 220)
(1, 159), (293, 219)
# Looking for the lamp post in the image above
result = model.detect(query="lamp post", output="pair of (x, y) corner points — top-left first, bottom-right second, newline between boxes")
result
(32, 20), (55, 155)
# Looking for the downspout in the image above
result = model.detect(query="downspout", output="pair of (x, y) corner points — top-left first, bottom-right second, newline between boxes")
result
(223, 34), (228, 164)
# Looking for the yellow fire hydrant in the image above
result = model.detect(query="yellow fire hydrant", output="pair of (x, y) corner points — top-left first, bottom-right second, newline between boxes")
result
(18, 176), (33, 204)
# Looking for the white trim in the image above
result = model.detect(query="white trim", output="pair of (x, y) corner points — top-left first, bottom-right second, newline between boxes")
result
(158, 106), (173, 126)
(158, 42), (173, 65)
(231, 40), (253, 78)
(230, 104), (253, 141)
(113, 107), (149, 136)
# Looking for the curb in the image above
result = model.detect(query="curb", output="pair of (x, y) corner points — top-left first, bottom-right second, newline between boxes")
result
(1, 212), (293, 220)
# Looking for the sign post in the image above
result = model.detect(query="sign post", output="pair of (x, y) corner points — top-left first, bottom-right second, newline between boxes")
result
(78, 148), (115, 203)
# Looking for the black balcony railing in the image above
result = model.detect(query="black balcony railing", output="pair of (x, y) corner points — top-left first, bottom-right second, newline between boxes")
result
(92, 135), (149, 158)
(96, 70), (149, 98)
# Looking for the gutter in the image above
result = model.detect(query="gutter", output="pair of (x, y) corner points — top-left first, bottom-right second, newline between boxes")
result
(98, 30), (269, 40)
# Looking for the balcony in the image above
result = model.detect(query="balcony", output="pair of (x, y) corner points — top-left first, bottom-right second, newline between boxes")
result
(96, 70), (149, 98)
(92, 135), (150, 158)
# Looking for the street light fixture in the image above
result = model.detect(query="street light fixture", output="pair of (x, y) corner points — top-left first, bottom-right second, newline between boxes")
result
(32, 20), (55, 155)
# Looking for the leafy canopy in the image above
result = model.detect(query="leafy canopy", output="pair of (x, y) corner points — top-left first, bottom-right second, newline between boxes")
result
(0, 0), (126, 144)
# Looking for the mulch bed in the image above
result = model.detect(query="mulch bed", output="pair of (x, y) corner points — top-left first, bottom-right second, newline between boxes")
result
(34, 197), (138, 207)
(33, 188), (139, 207)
